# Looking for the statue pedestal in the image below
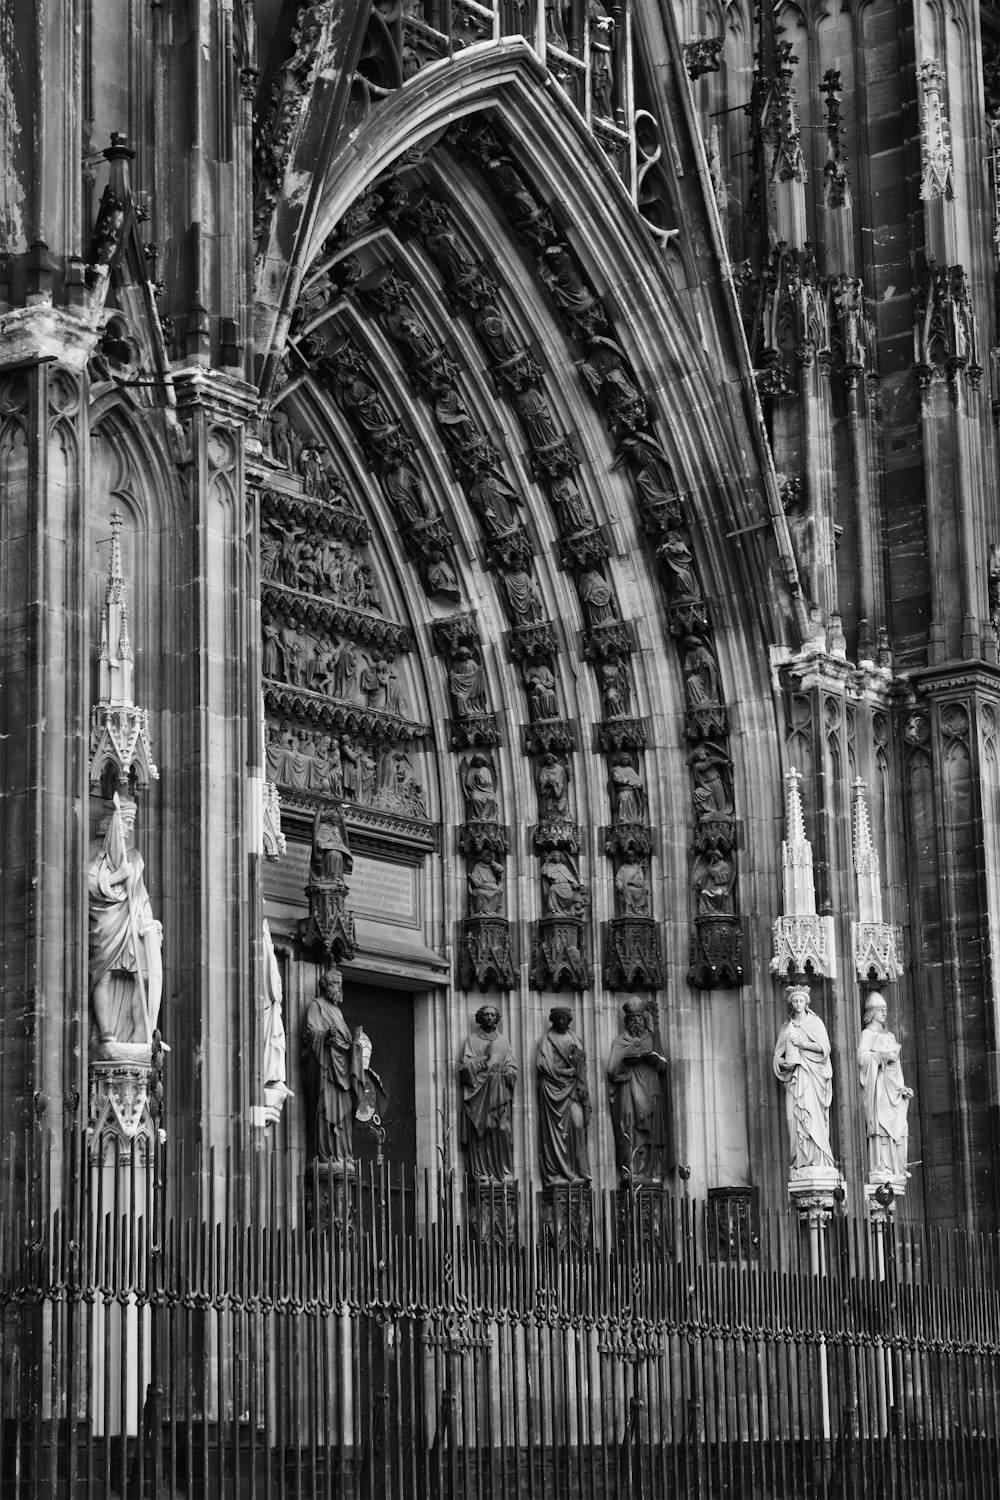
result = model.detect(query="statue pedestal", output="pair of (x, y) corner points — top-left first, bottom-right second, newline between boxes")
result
(788, 1166), (845, 1226)
(865, 1178), (906, 1224)
(530, 916), (590, 989)
(539, 1184), (593, 1254)
(304, 1161), (358, 1234)
(466, 1179), (518, 1251)
(615, 1183), (671, 1254)
(89, 1051), (158, 1162)
(459, 916), (518, 989)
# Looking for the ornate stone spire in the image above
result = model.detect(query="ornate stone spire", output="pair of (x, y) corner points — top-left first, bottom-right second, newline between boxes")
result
(89, 511), (158, 794)
(771, 766), (835, 979)
(851, 780), (902, 985)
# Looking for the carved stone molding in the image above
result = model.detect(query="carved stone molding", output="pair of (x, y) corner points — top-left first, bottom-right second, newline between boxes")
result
(533, 821), (581, 854)
(581, 621), (633, 662)
(852, 922), (903, 986)
(685, 702), (729, 741)
(688, 915), (743, 988)
(559, 528), (610, 569)
(530, 916), (591, 990)
(692, 815), (736, 856)
(263, 682), (428, 745)
(603, 917), (663, 990)
(596, 716), (647, 752)
(449, 713), (501, 750)
(459, 916), (518, 991)
(523, 720), (577, 755)
(458, 820), (509, 857)
(771, 914), (836, 980)
(604, 821), (653, 858)
(507, 621), (559, 661)
(262, 584), (411, 655)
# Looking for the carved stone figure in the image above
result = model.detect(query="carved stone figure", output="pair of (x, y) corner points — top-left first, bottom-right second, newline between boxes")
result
(434, 382), (490, 463)
(610, 755), (646, 824)
(468, 469), (520, 535)
(468, 857), (505, 915)
(310, 804), (352, 886)
(269, 407), (296, 469)
(384, 461), (429, 524)
(539, 246), (603, 328)
(541, 853), (589, 919)
(599, 657), (630, 717)
(615, 858), (651, 916)
(773, 985), (836, 1175)
(857, 993), (912, 1184)
(301, 965), (363, 1166)
(513, 387), (562, 449)
(538, 752), (570, 819)
(588, 0), (616, 119)
(658, 532), (700, 600)
(607, 997), (671, 1186)
(683, 635), (720, 706)
(88, 794), (163, 1048)
(688, 744), (734, 818)
(449, 646), (489, 716)
(551, 477), (593, 534)
(459, 1005), (517, 1182)
(426, 550), (460, 598)
(502, 565), (545, 624)
(694, 851), (735, 915)
(525, 661), (558, 719)
(261, 919), (290, 1101)
(536, 1008), (592, 1187)
(579, 567), (617, 625)
(461, 754), (500, 822)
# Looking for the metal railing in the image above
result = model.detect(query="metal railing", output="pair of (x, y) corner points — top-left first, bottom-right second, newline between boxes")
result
(2, 1129), (1000, 1496)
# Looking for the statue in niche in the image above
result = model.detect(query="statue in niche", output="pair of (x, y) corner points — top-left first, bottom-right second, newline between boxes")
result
(88, 793), (163, 1049)
(551, 476), (593, 534)
(524, 660), (558, 719)
(384, 749), (427, 818)
(541, 852), (589, 919)
(262, 617), (283, 679)
(361, 653), (406, 715)
(459, 1005), (517, 1183)
(310, 804), (352, 886)
(599, 657), (630, 717)
(286, 729), (315, 791)
(358, 562), (383, 612)
(609, 754), (646, 824)
(773, 985), (836, 1176)
(301, 965), (364, 1166)
(313, 639), (340, 697)
(358, 743), (377, 804)
(300, 442), (326, 497)
(688, 744), (734, 819)
(260, 523), (282, 582)
(693, 850), (735, 915)
(449, 646), (489, 716)
(537, 1008), (592, 1187)
(334, 638), (359, 702)
(475, 300), (524, 367)
(633, 451), (678, 511)
(468, 856), (505, 916)
(683, 635), (720, 706)
(461, 754), (500, 823)
(278, 615), (310, 687)
(579, 566), (618, 625)
(468, 469), (520, 536)
(269, 407), (296, 469)
(607, 997), (671, 1186)
(261, 920), (290, 1102)
(538, 752), (570, 819)
(503, 565), (545, 625)
(483, 157), (541, 223)
(539, 246), (602, 325)
(384, 461), (429, 524)
(589, 0), (616, 119)
(857, 992), (912, 1184)
(433, 381), (488, 458)
(340, 547), (361, 604)
(615, 857), (651, 916)
(427, 550), (460, 599)
(278, 522), (306, 588)
(265, 722), (284, 783)
(513, 387), (561, 450)
(338, 373), (399, 447)
(658, 533), (701, 601)
(425, 215), (480, 286)
(385, 304), (440, 367)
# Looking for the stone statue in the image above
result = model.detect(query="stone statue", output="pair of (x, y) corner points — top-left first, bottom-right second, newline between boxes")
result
(550, 476), (593, 534)
(541, 853), (589, 919)
(857, 992), (912, 1184)
(524, 661), (558, 720)
(657, 532), (700, 600)
(449, 646), (489, 716)
(615, 858), (651, 916)
(773, 985), (836, 1175)
(536, 1008), (591, 1187)
(607, 997), (671, 1185)
(310, 804), (352, 885)
(683, 636), (721, 706)
(459, 1005), (517, 1182)
(538, 752), (570, 819)
(609, 754), (646, 824)
(468, 470), (520, 535)
(88, 794), (163, 1049)
(261, 920), (290, 1101)
(502, 565), (546, 625)
(301, 965), (363, 1165)
(599, 657), (630, 717)
(467, 857), (505, 915)
(461, 753), (500, 822)
(579, 567), (617, 625)
(688, 744), (734, 818)
(693, 851), (735, 914)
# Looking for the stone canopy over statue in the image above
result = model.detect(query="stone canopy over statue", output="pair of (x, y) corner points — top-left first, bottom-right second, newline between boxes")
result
(88, 793), (163, 1057)
(459, 1005), (517, 1183)
(606, 997), (672, 1186)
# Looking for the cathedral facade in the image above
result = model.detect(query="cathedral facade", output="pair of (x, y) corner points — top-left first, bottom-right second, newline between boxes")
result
(3, 0), (1000, 1493)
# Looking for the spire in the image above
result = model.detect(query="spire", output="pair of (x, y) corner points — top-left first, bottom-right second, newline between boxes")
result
(850, 779), (901, 985)
(89, 513), (157, 794)
(780, 767), (816, 915)
(852, 779), (882, 923)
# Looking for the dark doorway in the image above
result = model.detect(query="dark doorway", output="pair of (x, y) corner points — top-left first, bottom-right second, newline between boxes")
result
(342, 982), (417, 1175)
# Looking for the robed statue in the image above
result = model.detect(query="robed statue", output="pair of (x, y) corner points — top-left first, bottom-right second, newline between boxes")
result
(857, 992), (912, 1184)
(607, 997), (672, 1186)
(301, 966), (364, 1166)
(88, 793), (163, 1050)
(773, 985), (836, 1175)
(536, 1008), (591, 1186)
(459, 1005), (517, 1182)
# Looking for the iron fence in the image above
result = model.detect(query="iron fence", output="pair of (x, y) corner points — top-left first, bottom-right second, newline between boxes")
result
(2, 1130), (1000, 1497)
